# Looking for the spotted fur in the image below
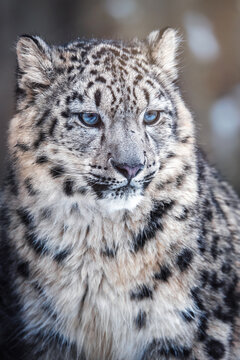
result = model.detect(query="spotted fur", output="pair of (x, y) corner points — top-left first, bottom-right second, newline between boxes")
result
(0, 29), (239, 359)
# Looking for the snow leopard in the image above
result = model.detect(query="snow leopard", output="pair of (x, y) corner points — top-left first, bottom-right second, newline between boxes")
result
(0, 28), (239, 360)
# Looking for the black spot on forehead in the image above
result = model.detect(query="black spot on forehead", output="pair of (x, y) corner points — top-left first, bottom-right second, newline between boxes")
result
(95, 76), (106, 84)
(94, 89), (101, 107)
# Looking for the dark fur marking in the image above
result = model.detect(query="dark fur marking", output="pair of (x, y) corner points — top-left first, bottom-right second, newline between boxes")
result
(40, 207), (52, 219)
(17, 208), (34, 227)
(143, 88), (150, 104)
(36, 109), (50, 127)
(31, 82), (50, 91)
(180, 309), (195, 322)
(94, 89), (101, 107)
(197, 225), (206, 253)
(77, 186), (87, 195)
(32, 283), (58, 322)
(135, 310), (147, 329)
(176, 172), (186, 187)
(95, 76), (106, 83)
(130, 284), (153, 301)
(131, 48), (139, 55)
(210, 235), (220, 260)
(36, 155), (48, 164)
(90, 182), (110, 199)
(209, 271), (224, 290)
(205, 338), (225, 359)
(61, 110), (69, 118)
(87, 81), (94, 89)
(175, 207), (189, 221)
(146, 79), (155, 87)
(142, 339), (192, 359)
(176, 248), (193, 272)
(203, 199), (213, 221)
(63, 178), (74, 196)
(154, 265), (172, 282)
(15, 142), (30, 152)
(72, 91), (78, 100)
(17, 261), (30, 278)
(200, 270), (209, 288)
(181, 136), (190, 143)
(24, 177), (37, 196)
(78, 94), (84, 103)
(133, 200), (175, 252)
(26, 232), (49, 256)
(54, 248), (71, 263)
(221, 262), (231, 274)
(67, 65), (74, 74)
(33, 131), (46, 148)
(55, 67), (65, 75)
(70, 55), (78, 62)
(0, 233), (28, 358)
(107, 85), (117, 105)
(213, 305), (234, 323)
(222, 273), (239, 320)
(100, 133), (106, 146)
(110, 48), (120, 57)
(50, 165), (65, 178)
(119, 59), (127, 67)
(16, 86), (26, 101)
(142, 180), (152, 190)
(210, 191), (227, 220)
(78, 282), (89, 321)
(166, 151), (176, 158)
(49, 118), (58, 136)
(101, 245), (118, 258)
(197, 313), (209, 341)
(7, 166), (19, 196)
(191, 287), (205, 312)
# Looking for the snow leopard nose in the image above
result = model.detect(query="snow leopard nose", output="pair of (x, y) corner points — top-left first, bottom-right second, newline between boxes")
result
(111, 160), (144, 180)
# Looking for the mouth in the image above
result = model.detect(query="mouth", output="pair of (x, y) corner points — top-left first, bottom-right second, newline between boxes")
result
(88, 173), (155, 199)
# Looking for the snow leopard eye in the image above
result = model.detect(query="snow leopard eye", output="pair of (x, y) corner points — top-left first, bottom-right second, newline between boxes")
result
(75, 112), (101, 127)
(143, 110), (162, 125)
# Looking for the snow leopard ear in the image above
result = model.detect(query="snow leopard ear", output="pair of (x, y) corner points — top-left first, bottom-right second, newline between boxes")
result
(147, 28), (181, 81)
(16, 35), (53, 89)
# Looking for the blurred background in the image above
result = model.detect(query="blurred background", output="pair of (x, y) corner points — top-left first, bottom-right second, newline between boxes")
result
(0, 0), (240, 194)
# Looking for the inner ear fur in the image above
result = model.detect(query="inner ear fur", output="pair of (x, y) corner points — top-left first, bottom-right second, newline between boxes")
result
(16, 35), (53, 87)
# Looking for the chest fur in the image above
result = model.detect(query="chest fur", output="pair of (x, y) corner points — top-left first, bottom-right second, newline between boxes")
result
(14, 205), (198, 359)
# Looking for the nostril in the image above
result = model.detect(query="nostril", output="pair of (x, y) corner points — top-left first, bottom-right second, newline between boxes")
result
(111, 160), (144, 180)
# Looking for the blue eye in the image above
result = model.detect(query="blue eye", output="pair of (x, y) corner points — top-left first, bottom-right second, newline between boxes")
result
(143, 110), (161, 125)
(78, 112), (101, 127)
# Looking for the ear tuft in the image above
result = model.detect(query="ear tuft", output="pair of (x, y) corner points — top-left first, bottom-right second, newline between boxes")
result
(147, 28), (181, 81)
(16, 35), (53, 87)
(147, 30), (161, 45)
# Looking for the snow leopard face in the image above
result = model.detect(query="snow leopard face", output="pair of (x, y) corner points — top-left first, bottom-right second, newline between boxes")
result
(11, 30), (181, 211)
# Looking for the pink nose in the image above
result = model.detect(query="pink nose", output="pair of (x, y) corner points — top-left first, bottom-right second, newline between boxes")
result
(111, 161), (144, 180)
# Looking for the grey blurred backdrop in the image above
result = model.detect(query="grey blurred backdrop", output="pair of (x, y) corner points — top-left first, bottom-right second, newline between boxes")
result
(0, 0), (240, 194)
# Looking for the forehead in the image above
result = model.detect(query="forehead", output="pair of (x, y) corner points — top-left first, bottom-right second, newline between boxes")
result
(62, 39), (148, 67)
(54, 40), (171, 114)
(57, 39), (154, 84)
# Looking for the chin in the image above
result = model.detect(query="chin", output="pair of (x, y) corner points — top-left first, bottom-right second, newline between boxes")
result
(98, 191), (144, 213)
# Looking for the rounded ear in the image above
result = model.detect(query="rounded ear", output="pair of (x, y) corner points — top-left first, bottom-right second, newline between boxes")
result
(147, 28), (181, 81)
(16, 35), (53, 87)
